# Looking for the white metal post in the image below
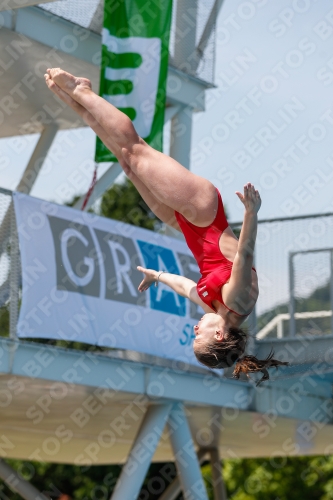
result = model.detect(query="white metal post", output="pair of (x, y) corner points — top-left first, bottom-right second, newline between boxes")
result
(277, 317), (284, 339)
(73, 163), (122, 211)
(0, 459), (49, 500)
(168, 403), (208, 500)
(289, 253), (296, 337)
(169, 107), (193, 170)
(110, 404), (171, 500)
(158, 448), (208, 500)
(16, 124), (59, 194)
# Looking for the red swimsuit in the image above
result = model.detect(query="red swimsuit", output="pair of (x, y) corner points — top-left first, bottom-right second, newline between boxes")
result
(175, 189), (252, 316)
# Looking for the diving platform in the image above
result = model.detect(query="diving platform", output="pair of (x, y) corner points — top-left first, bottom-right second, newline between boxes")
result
(0, 337), (332, 467)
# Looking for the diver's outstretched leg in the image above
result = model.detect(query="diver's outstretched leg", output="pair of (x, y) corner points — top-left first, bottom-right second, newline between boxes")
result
(121, 163), (181, 230)
(44, 75), (180, 230)
(45, 68), (218, 227)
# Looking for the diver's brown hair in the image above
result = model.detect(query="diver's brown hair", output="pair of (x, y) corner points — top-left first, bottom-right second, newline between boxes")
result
(194, 327), (289, 385)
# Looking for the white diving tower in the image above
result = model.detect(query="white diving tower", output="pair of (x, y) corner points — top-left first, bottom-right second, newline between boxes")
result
(0, 1), (333, 500)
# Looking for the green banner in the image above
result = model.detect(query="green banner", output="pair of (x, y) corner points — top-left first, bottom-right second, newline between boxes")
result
(95, 0), (173, 163)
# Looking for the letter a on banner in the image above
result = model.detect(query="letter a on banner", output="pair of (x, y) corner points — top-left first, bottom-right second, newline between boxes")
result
(95, 0), (173, 162)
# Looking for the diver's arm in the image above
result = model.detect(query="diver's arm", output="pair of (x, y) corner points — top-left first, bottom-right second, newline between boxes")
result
(232, 183), (261, 269)
(137, 266), (196, 297)
(228, 210), (257, 287)
(222, 184), (260, 312)
(137, 266), (213, 312)
(236, 210), (258, 262)
(235, 182), (261, 261)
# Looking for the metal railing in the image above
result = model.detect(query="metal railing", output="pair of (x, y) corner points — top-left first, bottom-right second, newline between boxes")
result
(289, 248), (333, 337)
(257, 311), (333, 340)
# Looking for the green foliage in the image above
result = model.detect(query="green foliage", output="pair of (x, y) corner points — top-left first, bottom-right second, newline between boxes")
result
(202, 456), (333, 500)
(1, 460), (121, 500)
(0, 460), (178, 500)
(100, 178), (161, 231)
(4, 455), (333, 499)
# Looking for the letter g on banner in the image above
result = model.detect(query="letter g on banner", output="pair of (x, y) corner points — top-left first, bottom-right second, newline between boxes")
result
(47, 216), (100, 297)
(61, 229), (94, 287)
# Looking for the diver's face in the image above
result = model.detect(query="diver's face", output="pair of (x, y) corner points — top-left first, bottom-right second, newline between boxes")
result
(194, 313), (226, 342)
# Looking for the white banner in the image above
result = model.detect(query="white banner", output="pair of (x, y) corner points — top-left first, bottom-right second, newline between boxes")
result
(13, 192), (205, 367)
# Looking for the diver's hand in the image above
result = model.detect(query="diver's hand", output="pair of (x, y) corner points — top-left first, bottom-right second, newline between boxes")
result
(236, 182), (261, 214)
(137, 266), (158, 292)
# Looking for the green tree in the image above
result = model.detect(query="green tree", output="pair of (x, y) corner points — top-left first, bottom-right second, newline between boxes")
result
(0, 459), (177, 500)
(100, 178), (161, 231)
(202, 455), (333, 500)
(1, 460), (121, 500)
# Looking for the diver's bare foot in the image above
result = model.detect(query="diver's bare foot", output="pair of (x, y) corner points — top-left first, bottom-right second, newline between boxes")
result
(46, 68), (92, 102)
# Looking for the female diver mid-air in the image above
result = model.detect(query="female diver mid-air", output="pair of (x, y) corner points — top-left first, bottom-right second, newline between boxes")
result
(44, 68), (288, 385)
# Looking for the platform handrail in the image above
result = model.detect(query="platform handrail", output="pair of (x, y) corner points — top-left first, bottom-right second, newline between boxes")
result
(256, 310), (332, 339)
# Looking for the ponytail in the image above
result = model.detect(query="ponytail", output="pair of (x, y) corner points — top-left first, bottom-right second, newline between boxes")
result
(194, 328), (289, 386)
(233, 350), (289, 386)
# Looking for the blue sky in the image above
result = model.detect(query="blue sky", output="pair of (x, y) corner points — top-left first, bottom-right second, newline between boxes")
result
(1, 0), (333, 225)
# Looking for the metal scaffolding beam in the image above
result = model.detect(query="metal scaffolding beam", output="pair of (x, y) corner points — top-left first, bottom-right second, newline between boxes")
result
(16, 124), (59, 194)
(168, 403), (208, 500)
(73, 163), (122, 211)
(0, 459), (49, 500)
(110, 404), (172, 500)
(159, 448), (208, 500)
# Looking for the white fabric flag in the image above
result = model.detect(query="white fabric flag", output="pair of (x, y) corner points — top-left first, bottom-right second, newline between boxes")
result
(13, 192), (205, 367)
